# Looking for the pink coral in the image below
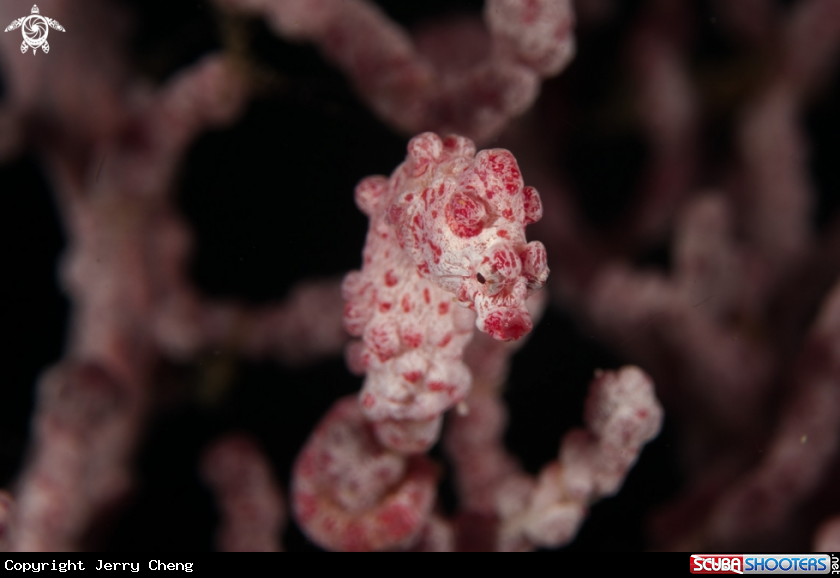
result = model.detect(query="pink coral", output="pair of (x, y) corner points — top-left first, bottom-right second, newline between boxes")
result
(201, 434), (285, 552)
(446, 364), (663, 551)
(214, 0), (575, 143)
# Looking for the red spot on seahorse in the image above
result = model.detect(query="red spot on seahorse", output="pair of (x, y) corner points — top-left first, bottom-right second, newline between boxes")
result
(403, 371), (422, 384)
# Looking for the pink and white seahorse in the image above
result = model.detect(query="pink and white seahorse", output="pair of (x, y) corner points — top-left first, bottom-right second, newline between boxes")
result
(342, 132), (548, 452)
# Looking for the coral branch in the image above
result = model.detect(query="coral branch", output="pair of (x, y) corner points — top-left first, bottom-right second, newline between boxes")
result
(214, 0), (575, 143)
(688, 277), (840, 549)
(499, 366), (662, 550)
(11, 363), (140, 551)
(0, 491), (14, 551)
(154, 278), (349, 366)
(813, 517), (840, 552)
(447, 365), (663, 551)
(201, 434), (286, 552)
(585, 195), (772, 439)
(6, 53), (252, 551)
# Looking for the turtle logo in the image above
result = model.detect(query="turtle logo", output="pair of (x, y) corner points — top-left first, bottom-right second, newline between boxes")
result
(4, 5), (65, 55)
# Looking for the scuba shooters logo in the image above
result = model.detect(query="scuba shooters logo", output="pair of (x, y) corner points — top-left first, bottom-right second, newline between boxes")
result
(691, 554), (836, 574)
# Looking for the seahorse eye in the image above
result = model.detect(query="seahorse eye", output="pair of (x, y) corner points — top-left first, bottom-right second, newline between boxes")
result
(476, 273), (486, 284)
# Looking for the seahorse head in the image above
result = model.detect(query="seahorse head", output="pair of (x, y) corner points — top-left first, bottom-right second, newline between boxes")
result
(386, 133), (548, 341)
